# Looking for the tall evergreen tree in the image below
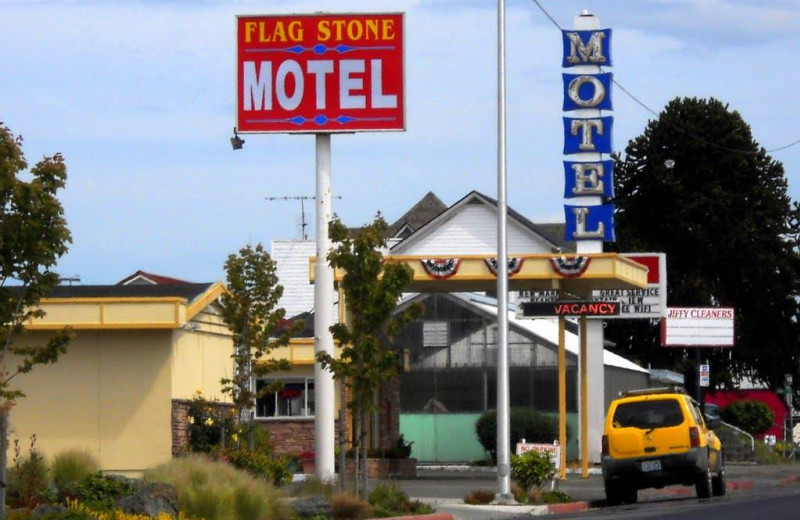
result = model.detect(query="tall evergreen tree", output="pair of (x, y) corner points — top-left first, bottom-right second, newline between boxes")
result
(607, 97), (800, 392)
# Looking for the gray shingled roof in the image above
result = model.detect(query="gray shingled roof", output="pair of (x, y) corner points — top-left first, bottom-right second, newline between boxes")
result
(386, 191), (447, 238)
(36, 283), (215, 301)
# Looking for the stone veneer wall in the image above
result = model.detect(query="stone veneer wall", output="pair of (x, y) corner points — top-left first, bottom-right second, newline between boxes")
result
(172, 375), (401, 457)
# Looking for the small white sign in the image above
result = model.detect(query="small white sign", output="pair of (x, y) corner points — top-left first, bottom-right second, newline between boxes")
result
(699, 364), (710, 387)
(661, 307), (735, 347)
(516, 442), (561, 470)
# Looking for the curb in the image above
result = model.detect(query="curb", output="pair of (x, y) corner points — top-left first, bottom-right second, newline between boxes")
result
(545, 501), (589, 515)
(727, 480), (755, 490)
(367, 515), (454, 520)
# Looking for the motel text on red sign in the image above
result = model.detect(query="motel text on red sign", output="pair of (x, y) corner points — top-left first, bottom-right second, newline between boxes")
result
(236, 13), (405, 133)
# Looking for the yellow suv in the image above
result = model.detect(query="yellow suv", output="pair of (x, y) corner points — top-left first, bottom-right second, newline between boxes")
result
(601, 387), (725, 505)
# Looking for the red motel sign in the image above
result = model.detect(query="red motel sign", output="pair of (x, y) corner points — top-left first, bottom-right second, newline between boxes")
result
(236, 13), (405, 133)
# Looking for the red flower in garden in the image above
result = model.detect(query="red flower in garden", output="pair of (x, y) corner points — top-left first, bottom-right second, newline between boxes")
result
(299, 450), (315, 462)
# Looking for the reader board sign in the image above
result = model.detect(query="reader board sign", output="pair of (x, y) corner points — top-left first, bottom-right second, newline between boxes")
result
(595, 253), (667, 319)
(661, 307), (735, 347)
(236, 13), (405, 133)
(516, 442), (561, 470)
(516, 253), (667, 319)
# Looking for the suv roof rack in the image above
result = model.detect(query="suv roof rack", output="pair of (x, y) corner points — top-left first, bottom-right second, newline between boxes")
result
(619, 386), (687, 397)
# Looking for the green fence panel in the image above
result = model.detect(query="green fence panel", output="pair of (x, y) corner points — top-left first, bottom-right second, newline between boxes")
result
(400, 413), (579, 462)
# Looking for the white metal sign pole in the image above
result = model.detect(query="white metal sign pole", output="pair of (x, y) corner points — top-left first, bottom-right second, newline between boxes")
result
(573, 11), (606, 472)
(314, 133), (336, 481)
(495, 0), (514, 504)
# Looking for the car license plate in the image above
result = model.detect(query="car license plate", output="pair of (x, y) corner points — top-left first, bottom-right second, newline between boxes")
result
(642, 460), (661, 472)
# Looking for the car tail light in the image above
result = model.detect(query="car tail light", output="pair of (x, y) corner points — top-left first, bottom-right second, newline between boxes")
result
(689, 426), (700, 447)
(602, 434), (609, 456)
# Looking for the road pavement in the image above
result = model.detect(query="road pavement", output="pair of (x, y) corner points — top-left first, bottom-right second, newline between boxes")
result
(366, 463), (800, 519)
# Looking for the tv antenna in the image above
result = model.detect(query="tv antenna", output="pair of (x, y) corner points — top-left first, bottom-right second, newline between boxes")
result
(265, 195), (342, 240)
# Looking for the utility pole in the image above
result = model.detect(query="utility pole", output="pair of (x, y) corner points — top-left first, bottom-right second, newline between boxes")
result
(266, 195), (341, 240)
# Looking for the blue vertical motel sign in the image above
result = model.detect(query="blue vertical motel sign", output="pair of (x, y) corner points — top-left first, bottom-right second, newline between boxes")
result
(561, 29), (615, 242)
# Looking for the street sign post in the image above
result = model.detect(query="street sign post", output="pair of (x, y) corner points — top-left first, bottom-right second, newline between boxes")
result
(699, 364), (710, 387)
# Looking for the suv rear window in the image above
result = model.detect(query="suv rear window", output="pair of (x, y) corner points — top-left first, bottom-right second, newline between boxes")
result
(612, 399), (684, 429)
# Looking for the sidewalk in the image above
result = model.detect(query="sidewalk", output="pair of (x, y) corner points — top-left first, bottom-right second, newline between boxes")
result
(367, 463), (800, 519)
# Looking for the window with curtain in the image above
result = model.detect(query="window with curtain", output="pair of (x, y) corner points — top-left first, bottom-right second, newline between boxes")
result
(255, 377), (315, 418)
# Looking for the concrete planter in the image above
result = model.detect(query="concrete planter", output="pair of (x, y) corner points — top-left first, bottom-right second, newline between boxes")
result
(344, 458), (417, 479)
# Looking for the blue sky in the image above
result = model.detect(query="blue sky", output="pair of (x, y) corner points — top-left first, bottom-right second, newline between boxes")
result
(3, 0), (800, 284)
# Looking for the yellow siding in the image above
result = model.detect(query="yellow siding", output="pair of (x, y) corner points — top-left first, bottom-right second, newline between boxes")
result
(103, 302), (178, 325)
(37, 302), (101, 325)
(171, 328), (234, 402)
(6, 330), (173, 473)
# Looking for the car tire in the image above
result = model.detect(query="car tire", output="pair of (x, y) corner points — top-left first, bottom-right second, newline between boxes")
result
(604, 479), (624, 506)
(695, 464), (712, 499)
(712, 452), (726, 496)
(622, 486), (638, 504)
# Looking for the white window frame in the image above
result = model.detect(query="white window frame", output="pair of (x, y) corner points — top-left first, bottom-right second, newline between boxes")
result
(254, 377), (315, 419)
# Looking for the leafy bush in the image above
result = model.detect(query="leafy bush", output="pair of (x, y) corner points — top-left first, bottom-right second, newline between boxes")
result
(510, 450), (556, 491)
(721, 400), (774, 435)
(6, 436), (56, 508)
(186, 391), (237, 454)
(34, 509), (95, 520)
(392, 434), (414, 459)
(540, 490), (572, 504)
(367, 483), (434, 517)
(73, 473), (136, 512)
(51, 450), (100, 501)
(146, 454), (292, 520)
(526, 488), (572, 504)
(463, 489), (494, 505)
(220, 447), (292, 486)
(289, 476), (336, 498)
(476, 408), (561, 460)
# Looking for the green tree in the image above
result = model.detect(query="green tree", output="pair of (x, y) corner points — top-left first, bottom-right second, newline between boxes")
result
(219, 244), (301, 429)
(316, 214), (422, 497)
(607, 97), (800, 393)
(720, 400), (774, 436)
(1, 121), (73, 511)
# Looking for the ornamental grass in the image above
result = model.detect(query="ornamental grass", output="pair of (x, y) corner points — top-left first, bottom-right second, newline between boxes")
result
(145, 455), (292, 520)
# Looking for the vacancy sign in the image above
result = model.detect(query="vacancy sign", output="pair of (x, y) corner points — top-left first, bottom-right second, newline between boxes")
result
(236, 13), (405, 133)
(661, 307), (735, 347)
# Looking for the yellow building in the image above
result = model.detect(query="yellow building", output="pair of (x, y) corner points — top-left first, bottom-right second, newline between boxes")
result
(7, 280), (232, 475)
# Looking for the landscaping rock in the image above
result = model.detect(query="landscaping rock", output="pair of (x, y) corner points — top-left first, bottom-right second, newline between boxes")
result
(32, 504), (68, 517)
(290, 494), (333, 518)
(118, 482), (179, 518)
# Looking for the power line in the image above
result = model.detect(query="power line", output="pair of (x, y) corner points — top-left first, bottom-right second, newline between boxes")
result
(530, 0), (800, 155)
(266, 195), (342, 240)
